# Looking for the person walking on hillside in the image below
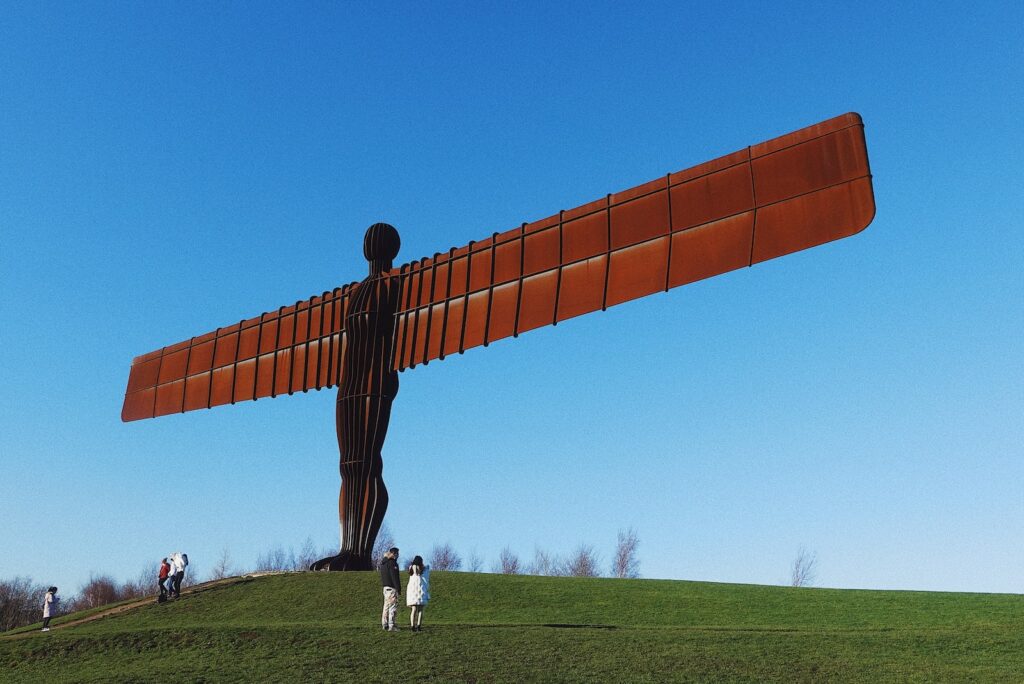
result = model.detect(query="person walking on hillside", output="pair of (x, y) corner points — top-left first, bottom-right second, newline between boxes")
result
(379, 547), (401, 631)
(170, 552), (188, 598)
(406, 555), (430, 632)
(41, 586), (59, 631)
(158, 558), (172, 602)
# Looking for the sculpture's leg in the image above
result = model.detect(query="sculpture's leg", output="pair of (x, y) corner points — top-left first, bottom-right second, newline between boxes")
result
(311, 389), (394, 571)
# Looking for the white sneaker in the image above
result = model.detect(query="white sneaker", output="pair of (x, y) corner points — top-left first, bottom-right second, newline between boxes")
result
(387, 625), (400, 632)
(41, 627), (49, 632)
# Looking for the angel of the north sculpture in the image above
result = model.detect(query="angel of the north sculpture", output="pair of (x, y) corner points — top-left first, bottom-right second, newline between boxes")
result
(122, 112), (875, 571)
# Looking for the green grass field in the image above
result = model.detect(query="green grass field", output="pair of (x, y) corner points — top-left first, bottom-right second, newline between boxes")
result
(2, 572), (1022, 682)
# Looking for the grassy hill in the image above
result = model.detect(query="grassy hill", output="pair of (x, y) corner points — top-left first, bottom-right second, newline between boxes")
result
(2, 572), (1022, 682)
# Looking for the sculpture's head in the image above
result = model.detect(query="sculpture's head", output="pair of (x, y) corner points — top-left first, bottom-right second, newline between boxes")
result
(364, 223), (401, 273)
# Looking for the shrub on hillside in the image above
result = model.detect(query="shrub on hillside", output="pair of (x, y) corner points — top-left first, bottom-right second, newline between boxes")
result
(70, 574), (122, 611)
(209, 548), (233, 581)
(790, 547), (817, 587)
(527, 547), (565, 576)
(563, 545), (601, 577)
(429, 542), (462, 571)
(294, 538), (320, 572)
(612, 528), (640, 579)
(119, 564), (160, 600)
(255, 546), (296, 572)
(465, 550), (483, 572)
(493, 547), (520, 575)
(0, 576), (45, 632)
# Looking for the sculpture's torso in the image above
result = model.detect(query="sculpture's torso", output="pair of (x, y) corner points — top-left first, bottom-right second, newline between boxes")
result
(340, 273), (400, 407)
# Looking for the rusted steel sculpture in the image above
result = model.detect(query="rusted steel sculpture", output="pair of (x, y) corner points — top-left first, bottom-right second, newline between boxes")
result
(320, 224), (402, 570)
(122, 113), (876, 569)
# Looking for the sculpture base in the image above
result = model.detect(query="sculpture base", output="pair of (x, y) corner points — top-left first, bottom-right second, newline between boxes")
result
(310, 551), (373, 572)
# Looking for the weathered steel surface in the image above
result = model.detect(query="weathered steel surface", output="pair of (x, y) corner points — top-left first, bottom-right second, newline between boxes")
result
(121, 112), (874, 421)
(390, 112), (873, 369)
(311, 223), (402, 571)
(121, 284), (357, 421)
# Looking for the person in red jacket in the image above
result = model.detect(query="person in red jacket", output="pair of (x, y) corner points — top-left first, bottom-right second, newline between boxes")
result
(158, 558), (171, 601)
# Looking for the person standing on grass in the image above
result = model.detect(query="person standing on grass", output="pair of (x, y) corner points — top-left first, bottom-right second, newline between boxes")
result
(379, 547), (401, 631)
(169, 552), (180, 597)
(170, 552), (188, 598)
(158, 558), (171, 601)
(41, 586), (59, 632)
(406, 555), (430, 632)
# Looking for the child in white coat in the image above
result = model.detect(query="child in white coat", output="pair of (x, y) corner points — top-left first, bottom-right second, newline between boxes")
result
(41, 587), (59, 631)
(405, 556), (430, 632)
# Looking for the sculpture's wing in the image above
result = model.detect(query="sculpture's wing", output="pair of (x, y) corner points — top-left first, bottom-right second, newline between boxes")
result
(121, 283), (358, 421)
(390, 112), (874, 371)
(123, 113), (873, 420)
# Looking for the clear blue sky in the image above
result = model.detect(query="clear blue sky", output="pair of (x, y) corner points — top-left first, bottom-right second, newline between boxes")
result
(1, 2), (1021, 595)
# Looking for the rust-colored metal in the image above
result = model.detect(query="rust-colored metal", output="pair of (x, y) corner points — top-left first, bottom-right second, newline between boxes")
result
(390, 112), (874, 369)
(121, 113), (875, 568)
(121, 285), (358, 421)
(311, 223), (402, 570)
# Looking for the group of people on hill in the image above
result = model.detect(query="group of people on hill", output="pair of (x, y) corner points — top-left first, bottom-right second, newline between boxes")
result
(38, 551), (187, 632)
(158, 552), (188, 602)
(378, 547), (430, 632)
(38, 547), (433, 634)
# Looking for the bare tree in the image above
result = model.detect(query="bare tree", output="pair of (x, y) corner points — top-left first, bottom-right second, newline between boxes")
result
(64, 567), (161, 615)
(181, 562), (198, 589)
(790, 546), (818, 587)
(564, 544), (601, 577)
(612, 527), (640, 579)
(429, 542), (463, 571)
(74, 574), (122, 610)
(528, 546), (564, 576)
(372, 522), (396, 569)
(120, 564), (158, 600)
(466, 549), (483, 573)
(255, 546), (290, 572)
(0, 577), (44, 632)
(286, 548), (299, 571)
(295, 538), (319, 572)
(492, 547), (520, 575)
(209, 547), (233, 580)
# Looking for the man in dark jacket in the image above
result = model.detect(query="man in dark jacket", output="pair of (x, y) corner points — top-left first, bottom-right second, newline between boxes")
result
(379, 547), (401, 631)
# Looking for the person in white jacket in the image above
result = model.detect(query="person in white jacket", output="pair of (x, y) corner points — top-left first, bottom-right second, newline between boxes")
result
(405, 556), (430, 632)
(41, 586), (59, 631)
(169, 552), (188, 598)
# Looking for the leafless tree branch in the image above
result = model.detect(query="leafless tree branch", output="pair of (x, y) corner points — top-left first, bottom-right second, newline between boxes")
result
(429, 542), (463, 571)
(209, 547), (233, 580)
(564, 544), (601, 577)
(372, 523), (396, 570)
(612, 527), (640, 579)
(492, 547), (520, 575)
(791, 546), (818, 587)
(466, 549), (483, 573)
